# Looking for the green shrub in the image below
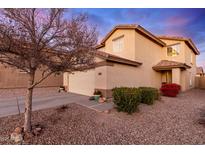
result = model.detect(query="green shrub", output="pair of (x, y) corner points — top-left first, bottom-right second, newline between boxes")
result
(112, 87), (141, 114)
(138, 87), (159, 105)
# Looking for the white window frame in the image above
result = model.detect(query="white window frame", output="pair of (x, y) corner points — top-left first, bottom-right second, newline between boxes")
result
(167, 43), (181, 57)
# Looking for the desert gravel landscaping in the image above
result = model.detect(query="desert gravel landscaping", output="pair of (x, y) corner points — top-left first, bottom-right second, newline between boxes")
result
(0, 89), (205, 144)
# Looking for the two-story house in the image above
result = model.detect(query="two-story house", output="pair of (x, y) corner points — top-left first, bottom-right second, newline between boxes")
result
(63, 24), (200, 97)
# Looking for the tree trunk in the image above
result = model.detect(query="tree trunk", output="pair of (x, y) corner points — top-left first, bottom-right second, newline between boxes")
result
(24, 72), (35, 132)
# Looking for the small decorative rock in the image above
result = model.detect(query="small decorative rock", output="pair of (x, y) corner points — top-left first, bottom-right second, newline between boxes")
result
(33, 127), (42, 136)
(198, 118), (205, 124)
(36, 127), (42, 132)
(98, 97), (106, 103)
(14, 127), (23, 134)
(106, 98), (113, 103)
(10, 127), (23, 144)
(10, 133), (23, 143)
(23, 132), (34, 142)
(104, 110), (110, 114)
(33, 130), (40, 136)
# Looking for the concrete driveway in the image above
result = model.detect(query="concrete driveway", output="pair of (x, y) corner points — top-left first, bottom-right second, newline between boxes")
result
(0, 92), (90, 117)
(0, 88), (114, 118)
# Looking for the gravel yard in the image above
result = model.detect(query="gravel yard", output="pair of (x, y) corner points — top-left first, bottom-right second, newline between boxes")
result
(0, 89), (205, 144)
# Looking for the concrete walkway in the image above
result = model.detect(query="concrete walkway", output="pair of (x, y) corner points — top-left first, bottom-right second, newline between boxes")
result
(77, 100), (114, 112)
(0, 91), (114, 118)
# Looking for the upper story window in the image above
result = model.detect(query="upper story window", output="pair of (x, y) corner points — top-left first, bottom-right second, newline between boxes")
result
(112, 35), (124, 53)
(167, 43), (181, 57)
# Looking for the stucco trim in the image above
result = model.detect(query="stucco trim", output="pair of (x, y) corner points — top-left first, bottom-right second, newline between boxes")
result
(95, 61), (114, 67)
(95, 51), (142, 67)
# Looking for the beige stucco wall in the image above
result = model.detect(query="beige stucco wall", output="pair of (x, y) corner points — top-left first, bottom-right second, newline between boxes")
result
(172, 68), (181, 85)
(106, 63), (141, 89)
(184, 43), (197, 89)
(0, 65), (63, 89)
(95, 66), (108, 90)
(100, 29), (136, 60)
(134, 30), (164, 89)
(98, 28), (165, 89)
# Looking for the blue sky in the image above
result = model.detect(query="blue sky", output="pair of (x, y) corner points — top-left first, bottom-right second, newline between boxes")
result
(69, 8), (205, 68)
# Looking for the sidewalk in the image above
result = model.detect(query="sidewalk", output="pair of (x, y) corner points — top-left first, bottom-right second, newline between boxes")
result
(76, 100), (114, 112)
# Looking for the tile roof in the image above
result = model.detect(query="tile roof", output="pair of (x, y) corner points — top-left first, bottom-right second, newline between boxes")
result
(153, 60), (191, 71)
(95, 51), (142, 67)
(96, 24), (166, 49)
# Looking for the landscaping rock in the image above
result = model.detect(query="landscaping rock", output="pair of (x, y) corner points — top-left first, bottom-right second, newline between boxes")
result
(198, 118), (205, 125)
(10, 127), (23, 143)
(23, 132), (34, 143)
(10, 132), (23, 143)
(56, 105), (68, 112)
(36, 127), (42, 132)
(199, 112), (205, 117)
(33, 127), (42, 136)
(104, 110), (110, 114)
(98, 97), (106, 103)
(14, 127), (23, 134)
(33, 130), (40, 136)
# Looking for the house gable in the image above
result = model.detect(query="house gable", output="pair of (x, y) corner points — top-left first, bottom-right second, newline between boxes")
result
(97, 24), (166, 61)
(158, 36), (200, 55)
(97, 24), (166, 49)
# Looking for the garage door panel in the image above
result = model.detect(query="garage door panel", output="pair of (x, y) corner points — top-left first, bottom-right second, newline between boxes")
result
(69, 70), (95, 96)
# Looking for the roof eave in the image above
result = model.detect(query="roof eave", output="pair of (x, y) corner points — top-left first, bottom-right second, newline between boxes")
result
(136, 26), (166, 47)
(95, 51), (142, 67)
(98, 25), (166, 48)
(158, 36), (200, 55)
(152, 65), (191, 71)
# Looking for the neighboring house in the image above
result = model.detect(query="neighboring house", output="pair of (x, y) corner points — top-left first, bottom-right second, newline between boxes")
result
(64, 24), (200, 97)
(0, 65), (63, 89)
(196, 67), (204, 76)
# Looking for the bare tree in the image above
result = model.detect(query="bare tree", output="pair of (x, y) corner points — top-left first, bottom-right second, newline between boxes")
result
(0, 9), (97, 132)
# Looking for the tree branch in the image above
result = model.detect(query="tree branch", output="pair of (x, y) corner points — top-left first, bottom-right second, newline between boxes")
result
(29, 71), (54, 89)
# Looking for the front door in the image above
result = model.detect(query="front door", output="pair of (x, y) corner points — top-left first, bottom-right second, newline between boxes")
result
(161, 71), (172, 84)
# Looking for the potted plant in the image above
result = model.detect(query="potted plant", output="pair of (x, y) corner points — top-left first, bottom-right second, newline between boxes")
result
(93, 90), (102, 101)
(58, 86), (66, 93)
